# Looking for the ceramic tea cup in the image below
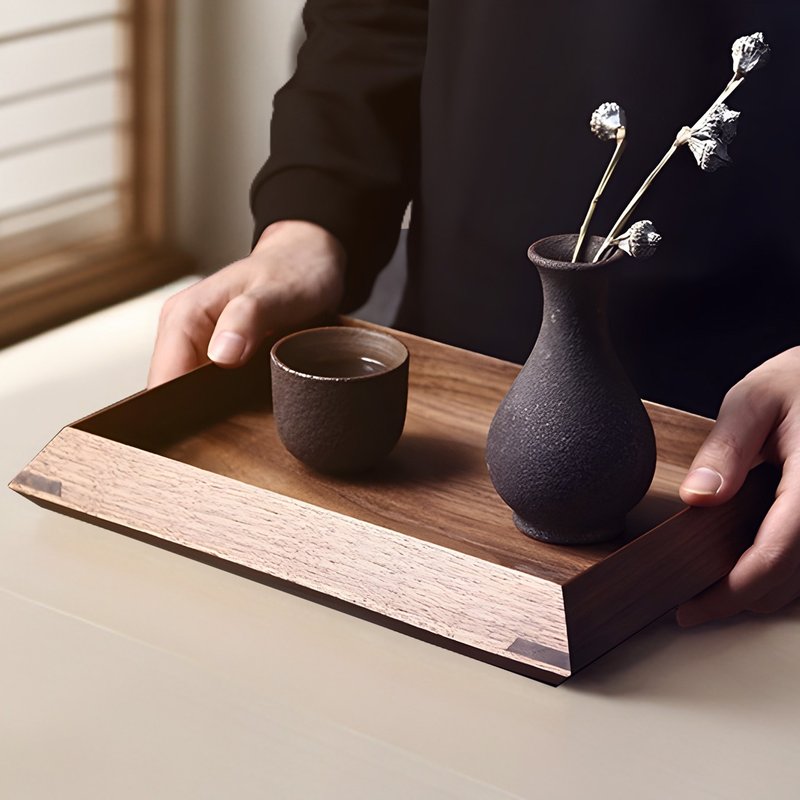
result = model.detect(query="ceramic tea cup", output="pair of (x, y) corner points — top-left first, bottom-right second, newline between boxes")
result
(270, 326), (409, 474)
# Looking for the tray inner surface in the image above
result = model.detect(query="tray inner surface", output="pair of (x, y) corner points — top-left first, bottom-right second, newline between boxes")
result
(76, 324), (693, 586)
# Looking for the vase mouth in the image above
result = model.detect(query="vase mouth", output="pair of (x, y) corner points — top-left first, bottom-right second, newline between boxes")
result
(527, 234), (623, 271)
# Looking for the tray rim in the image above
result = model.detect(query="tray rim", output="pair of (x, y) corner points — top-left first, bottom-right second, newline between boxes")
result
(8, 316), (777, 683)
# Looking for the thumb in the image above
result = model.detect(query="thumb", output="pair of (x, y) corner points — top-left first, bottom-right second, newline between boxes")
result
(679, 384), (778, 507)
(207, 288), (290, 368)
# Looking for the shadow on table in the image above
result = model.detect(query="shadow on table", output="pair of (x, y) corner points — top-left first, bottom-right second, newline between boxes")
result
(567, 601), (800, 707)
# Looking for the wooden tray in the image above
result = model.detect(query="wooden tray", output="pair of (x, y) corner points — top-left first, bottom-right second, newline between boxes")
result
(10, 318), (776, 684)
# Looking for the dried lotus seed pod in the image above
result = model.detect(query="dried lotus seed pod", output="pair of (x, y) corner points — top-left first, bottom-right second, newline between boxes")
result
(732, 32), (771, 77)
(615, 220), (662, 258)
(590, 102), (626, 141)
(687, 136), (732, 172)
(693, 103), (740, 145)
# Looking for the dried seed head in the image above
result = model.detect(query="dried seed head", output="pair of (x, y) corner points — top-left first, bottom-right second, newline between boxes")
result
(614, 220), (661, 259)
(732, 32), (771, 77)
(685, 104), (738, 172)
(693, 103), (740, 144)
(590, 102), (626, 141)
(687, 136), (732, 172)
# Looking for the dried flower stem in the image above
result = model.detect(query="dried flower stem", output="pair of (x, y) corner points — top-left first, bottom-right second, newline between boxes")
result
(593, 75), (745, 262)
(572, 129), (626, 262)
(593, 143), (679, 262)
(705, 75), (744, 118)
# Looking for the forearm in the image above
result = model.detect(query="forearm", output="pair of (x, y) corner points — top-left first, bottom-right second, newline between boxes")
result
(250, 0), (428, 310)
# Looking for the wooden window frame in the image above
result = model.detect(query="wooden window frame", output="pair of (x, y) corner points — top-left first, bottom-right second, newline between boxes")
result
(0, 0), (192, 347)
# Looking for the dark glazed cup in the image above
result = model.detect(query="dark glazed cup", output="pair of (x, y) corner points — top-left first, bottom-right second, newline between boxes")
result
(270, 326), (409, 474)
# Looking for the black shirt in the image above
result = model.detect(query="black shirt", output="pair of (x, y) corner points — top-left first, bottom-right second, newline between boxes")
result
(251, 1), (799, 417)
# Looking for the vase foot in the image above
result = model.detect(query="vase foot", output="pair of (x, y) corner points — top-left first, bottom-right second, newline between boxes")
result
(512, 513), (623, 546)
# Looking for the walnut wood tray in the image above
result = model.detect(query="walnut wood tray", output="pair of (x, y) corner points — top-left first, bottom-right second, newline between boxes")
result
(10, 318), (776, 684)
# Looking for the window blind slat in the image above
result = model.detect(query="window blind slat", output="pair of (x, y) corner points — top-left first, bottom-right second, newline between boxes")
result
(0, 193), (120, 254)
(0, 132), (119, 216)
(0, 0), (123, 39)
(0, 21), (123, 102)
(0, 79), (122, 151)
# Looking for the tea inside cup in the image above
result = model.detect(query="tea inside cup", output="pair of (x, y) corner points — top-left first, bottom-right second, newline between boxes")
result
(272, 326), (406, 379)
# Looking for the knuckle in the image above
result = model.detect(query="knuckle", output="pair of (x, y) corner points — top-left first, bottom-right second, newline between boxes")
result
(159, 285), (193, 317)
(724, 377), (769, 417)
(158, 292), (210, 334)
(703, 428), (746, 464)
(158, 293), (181, 322)
(227, 292), (264, 320)
(750, 545), (794, 585)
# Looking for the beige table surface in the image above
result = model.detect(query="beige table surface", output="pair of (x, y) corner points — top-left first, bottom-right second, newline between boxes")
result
(2, 279), (799, 800)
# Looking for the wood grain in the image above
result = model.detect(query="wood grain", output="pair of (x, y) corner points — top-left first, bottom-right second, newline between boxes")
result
(11, 317), (777, 682)
(13, 427), (570, 678)
(563, 463), (778, 670)
(75, 321), (694, 585)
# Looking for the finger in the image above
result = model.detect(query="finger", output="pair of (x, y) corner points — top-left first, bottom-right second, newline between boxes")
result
(747, 566), (800, 615)
(147, 326), (206, 388)
(677, 457), (800, 626)
(148, 287), (222, 387)
(679, 381), (780, 506)
(206, 284), (302, 368)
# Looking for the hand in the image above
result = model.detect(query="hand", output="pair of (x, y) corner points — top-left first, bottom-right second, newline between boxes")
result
(677, 347), (800, 626)
(147, 220), (346, 387)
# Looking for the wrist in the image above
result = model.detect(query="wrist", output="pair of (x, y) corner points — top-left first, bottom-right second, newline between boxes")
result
(250, 219), (347, 315)
(254, 219), (346, 263)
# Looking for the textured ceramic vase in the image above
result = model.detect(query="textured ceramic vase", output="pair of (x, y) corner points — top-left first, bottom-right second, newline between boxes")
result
(485, 234), (657, 545)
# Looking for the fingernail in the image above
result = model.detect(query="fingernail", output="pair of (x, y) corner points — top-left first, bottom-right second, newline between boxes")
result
(682, 466), (724, 496)
(208, 331), (246, 364)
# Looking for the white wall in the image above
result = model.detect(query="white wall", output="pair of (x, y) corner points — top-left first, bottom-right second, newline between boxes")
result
(173, 0), (305, 273)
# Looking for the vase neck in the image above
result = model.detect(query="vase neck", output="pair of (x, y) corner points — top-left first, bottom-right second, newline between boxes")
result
(536, 265), (610, 340)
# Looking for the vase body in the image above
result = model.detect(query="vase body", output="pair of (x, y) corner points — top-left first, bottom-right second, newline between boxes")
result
(486, 235), (656, 545)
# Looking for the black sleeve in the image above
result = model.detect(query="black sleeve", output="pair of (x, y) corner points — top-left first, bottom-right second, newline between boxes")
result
(249, 0), (428, 311)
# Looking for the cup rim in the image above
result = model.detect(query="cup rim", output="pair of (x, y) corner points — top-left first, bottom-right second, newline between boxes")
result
(270, 325), (409, 382)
